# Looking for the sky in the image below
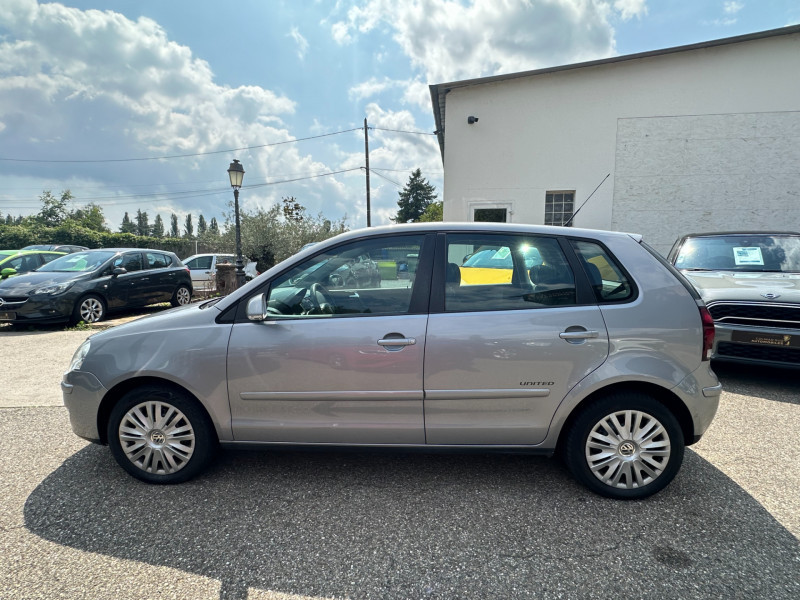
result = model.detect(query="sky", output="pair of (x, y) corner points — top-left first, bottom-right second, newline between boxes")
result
(0, 0), (798, 233)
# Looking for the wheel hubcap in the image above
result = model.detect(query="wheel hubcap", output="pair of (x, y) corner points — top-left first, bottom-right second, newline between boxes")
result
(118, 401), (195, 475)
(585, 409), (671, 489)
(80, 299), (103, 322)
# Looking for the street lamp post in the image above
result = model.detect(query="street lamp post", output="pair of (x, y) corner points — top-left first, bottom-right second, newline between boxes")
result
(227, 159), (246, 289)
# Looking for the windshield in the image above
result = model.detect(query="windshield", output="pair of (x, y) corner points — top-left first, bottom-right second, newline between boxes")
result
(36, 251), (116, 273)
(675, 235), (800, 272)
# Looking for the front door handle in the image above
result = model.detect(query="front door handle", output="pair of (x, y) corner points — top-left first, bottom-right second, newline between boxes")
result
(378, 336), (416, 348)
(559, 330), (599, 340)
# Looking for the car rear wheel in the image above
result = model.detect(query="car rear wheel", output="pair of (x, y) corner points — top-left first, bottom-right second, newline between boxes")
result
(107, 386), (217, 484)
(72, 294), (106, 324)
(564, 393), (684, 499)
(171, 284), (192, 307)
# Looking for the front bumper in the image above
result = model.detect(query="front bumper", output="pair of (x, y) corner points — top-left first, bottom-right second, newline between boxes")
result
(712, 323), (800, 367)
(62, 370), (108, 443)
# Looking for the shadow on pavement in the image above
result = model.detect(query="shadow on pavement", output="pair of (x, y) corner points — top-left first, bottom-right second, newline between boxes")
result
(24, 446), (800, 600)
(713, 361), (800, 405)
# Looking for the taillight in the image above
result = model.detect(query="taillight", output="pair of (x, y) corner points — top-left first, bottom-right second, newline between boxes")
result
(699, 304), (715, 361)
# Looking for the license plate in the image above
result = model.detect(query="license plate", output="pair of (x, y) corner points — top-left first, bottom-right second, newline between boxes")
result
(731, 330), (800, 348)
(0, 311), (15, 321)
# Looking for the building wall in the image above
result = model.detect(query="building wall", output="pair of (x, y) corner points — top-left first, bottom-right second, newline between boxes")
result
(613, 112), (800, 254)
(441, 31), (800, 254)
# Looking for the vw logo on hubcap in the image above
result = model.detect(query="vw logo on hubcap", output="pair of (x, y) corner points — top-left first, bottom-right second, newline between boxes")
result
(619, 441), (636, 457)
(150, 430), (166, 445)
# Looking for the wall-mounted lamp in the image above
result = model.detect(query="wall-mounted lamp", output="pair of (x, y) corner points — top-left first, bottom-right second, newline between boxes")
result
(467, 116), (479, 124)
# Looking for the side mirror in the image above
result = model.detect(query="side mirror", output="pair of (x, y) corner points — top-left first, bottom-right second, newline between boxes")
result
(112, 267), (127, 276)
(246, 294), (268, 321)
(1, 267), (17, 279)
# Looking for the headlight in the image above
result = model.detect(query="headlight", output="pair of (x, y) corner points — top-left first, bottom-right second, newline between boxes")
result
(34, 281), (73, 295)
(68, 339), (91, 372)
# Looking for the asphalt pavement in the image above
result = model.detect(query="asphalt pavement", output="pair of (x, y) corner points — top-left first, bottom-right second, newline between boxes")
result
(0, 316), (798, 600)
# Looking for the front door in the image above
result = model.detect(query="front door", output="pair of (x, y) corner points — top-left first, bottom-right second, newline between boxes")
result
(227, 233), (432, 444)
(424, 232), (609, 445)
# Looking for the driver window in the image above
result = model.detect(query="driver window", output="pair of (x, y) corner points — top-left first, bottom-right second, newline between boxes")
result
(266, 235), (424, 318)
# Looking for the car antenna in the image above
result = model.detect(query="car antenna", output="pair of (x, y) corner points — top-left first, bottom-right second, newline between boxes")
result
(562, 173), (610, 227)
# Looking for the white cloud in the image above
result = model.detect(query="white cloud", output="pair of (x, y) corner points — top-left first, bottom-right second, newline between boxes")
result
(724, 1), (744, 15)
(289, 27), (309, 60)
(614, 0), (648, 21)
(329, 0), (632, 84)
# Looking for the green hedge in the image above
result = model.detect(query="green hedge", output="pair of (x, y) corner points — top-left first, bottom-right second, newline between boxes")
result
(0, 223), (227, 259)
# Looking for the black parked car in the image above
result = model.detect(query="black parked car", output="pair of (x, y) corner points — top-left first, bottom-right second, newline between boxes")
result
(0, 248), (193, 325)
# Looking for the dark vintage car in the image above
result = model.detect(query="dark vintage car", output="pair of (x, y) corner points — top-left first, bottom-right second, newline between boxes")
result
(0, 248), (193, 325)
(668, 231), (800, 367)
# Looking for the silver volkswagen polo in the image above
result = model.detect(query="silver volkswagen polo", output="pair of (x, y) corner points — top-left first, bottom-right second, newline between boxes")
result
(62, 223), (721, 499)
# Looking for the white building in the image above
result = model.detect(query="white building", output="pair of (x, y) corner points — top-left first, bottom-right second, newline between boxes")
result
(429, 25), (800, 255)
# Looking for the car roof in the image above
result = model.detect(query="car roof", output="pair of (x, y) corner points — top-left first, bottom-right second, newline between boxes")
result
(678, 231), (800, 239)
(1, 249), (65, 256)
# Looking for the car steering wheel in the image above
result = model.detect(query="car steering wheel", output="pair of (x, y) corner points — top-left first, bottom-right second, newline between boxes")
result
(309, 283), (335, 314)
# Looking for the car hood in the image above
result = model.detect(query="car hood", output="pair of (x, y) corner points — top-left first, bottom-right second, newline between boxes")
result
(88, 299), (221, 342)
(683, 270), (800, 304)
(0, 271), (91, 294)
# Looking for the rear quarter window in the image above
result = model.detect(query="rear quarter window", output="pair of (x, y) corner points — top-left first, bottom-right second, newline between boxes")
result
(570, 240), (636, 303)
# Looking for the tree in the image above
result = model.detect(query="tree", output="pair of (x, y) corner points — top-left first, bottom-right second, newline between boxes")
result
(152, 214), (165, 238)
(209, 217), (220, 235)
(197, 214), (207, 236)
(170, 214), (180, 238)
(282, 196), (304, 222)
(183, 214), (194, 238)
(392, 169), (437, 223)
(38, 190), (72, 227)
(119, 212), (137, 234)
(135, 209), (151, 237)
(70, 203), (109, 232)
(419, 201), (443, 222)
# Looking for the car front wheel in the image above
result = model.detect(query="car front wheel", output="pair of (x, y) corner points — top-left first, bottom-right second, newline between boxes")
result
(171, 284), (192, 307)
(72, 294), (106, 324)
(564, 393), (684, 499)
(107, 386), (217, 484)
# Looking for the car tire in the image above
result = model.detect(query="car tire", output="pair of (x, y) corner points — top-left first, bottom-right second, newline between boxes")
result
(564, 393), (684, 499)
(171, 284), (192, 307)
(71, 294), (106, 324)
(107, 385), (217, 484)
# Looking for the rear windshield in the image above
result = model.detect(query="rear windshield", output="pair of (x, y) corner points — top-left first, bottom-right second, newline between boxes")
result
(674, 234), (800, 273)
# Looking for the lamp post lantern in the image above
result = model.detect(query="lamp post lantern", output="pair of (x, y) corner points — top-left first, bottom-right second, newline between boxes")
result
(227, 159), (246, 289)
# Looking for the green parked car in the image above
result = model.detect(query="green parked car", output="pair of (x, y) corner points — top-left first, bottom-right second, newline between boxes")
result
(0, 249), (66, 279)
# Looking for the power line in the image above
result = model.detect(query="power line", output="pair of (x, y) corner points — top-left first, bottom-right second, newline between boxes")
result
(370, 127), (436, 136)
(0, 128), (364, 164)
(0, 168), (364, 209)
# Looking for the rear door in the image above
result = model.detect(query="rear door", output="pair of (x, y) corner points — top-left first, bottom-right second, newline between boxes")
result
(226, 233), (433, 444)
(423, 232), (609, 445)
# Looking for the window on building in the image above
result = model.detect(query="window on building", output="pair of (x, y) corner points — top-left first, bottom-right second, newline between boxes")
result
(544, 191), (574, 226)
(473, 208), (507, 222)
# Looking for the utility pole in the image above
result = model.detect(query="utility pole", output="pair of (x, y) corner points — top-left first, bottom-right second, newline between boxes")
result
(364, 117), (371, 227)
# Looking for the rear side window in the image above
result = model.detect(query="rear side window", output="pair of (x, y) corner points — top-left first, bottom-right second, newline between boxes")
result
(146, 252), (171, 269)
(570, 240), (634, 303)
(445, 234), (576, 311)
